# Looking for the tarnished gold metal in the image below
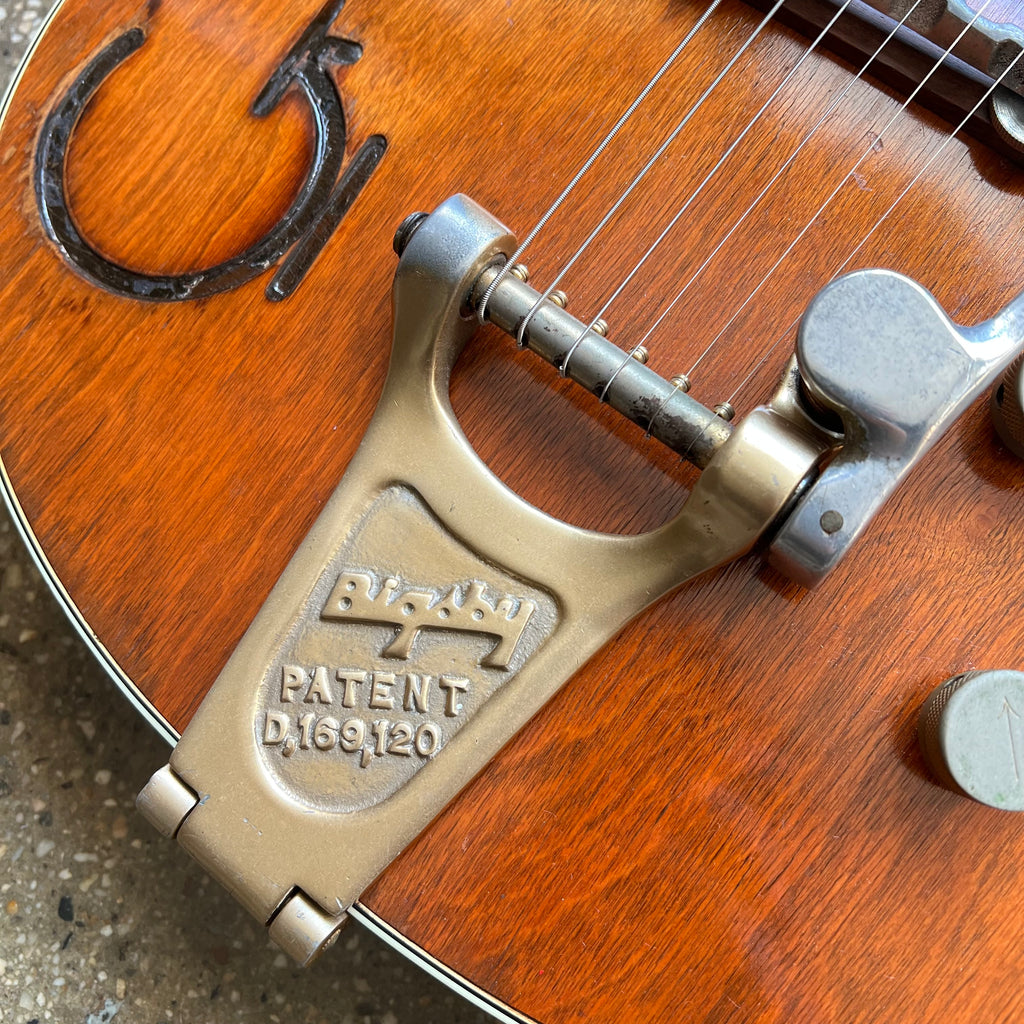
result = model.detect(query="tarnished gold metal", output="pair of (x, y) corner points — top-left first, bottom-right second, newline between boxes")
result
(137, 195), (825, 963)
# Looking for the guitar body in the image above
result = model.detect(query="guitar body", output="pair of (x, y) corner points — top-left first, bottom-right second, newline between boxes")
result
(2, 1), (1024, 1020)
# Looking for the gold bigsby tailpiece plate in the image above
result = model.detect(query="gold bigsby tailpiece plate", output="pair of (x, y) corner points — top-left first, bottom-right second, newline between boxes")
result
(137, 195), (824, 965)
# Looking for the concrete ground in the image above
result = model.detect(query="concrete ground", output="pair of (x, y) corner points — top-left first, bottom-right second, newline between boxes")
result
(0, 4), (498, 1023)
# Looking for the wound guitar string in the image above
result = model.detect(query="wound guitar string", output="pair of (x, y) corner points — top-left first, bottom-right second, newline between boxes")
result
(725, 41), (1024, 418)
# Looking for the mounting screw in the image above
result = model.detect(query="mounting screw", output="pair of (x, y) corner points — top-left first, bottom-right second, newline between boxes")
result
(819, 510), (844, 535)
(393, 211), (429, 256)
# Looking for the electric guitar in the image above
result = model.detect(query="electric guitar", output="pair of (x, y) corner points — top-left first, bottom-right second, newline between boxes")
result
(3, 1), (1024, 1020)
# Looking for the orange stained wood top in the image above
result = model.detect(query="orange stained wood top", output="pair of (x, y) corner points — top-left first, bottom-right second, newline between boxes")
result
(2, 1), (1024, 1021)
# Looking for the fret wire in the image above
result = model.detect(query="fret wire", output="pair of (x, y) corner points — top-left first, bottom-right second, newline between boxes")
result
(474, 0), (726, 326)
(554, 0), (860, 396)
(673, 0), (994, 390)
(726, 44), (1024, 418)
(512, 0), (789, 353)
(632, 0), (928, 364)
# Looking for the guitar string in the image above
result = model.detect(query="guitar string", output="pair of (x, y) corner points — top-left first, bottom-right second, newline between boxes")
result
(674, 0), (994, 384)
(474, 0), (726, 326)
(478, 1), (998, 445)
(552, 0), (860, 392)
(643, 0), (994, 445)
(724, 46), (1024, 416)
(628, 0), (927, 364)
(586, 0), (925, 403)
(511, 0), (790, 352)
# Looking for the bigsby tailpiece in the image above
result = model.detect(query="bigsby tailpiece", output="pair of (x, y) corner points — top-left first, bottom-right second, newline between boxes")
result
(137, 194), (1024, 964)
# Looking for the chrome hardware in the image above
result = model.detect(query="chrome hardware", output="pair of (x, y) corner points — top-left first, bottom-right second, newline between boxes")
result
(990, 87), (1024, 153)
(769, 270), (1024, 587)
(992, 353), (1024, 458)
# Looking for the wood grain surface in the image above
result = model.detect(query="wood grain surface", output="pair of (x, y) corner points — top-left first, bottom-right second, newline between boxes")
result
(2, 1), (1024, 1021)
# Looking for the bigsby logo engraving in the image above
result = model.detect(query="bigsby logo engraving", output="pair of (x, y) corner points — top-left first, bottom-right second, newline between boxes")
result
(321, 570), (536, 668)
(252, 487), (557, 811)
(34, 0), (385, 302)
(258, 568), (544, 786)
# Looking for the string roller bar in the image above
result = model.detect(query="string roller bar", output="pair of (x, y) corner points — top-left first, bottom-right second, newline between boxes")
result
(473, 265), (732, 469)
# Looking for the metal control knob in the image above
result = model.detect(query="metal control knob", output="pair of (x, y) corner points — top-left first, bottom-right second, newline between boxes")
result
(990, 86), (1024, 156)
(919, 670), (1024, 810)
(991, 353), (1024, 459)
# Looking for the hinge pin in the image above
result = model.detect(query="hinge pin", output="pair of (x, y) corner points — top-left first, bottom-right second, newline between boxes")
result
(267, 891), (347, 967)
(136, 765), (199, 839)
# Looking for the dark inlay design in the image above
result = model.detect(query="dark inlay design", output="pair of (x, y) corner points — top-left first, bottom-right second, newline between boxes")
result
(34, 0), (387, 302)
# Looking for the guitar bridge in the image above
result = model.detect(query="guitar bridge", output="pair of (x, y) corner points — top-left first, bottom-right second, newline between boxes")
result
(137, 193), (1024, 964)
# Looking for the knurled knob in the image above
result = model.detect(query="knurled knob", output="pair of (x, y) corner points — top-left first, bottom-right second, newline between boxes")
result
(919, 670), (1024, 810)
(990, 86), (1024, 156)
(991, 354), (1024, 460)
